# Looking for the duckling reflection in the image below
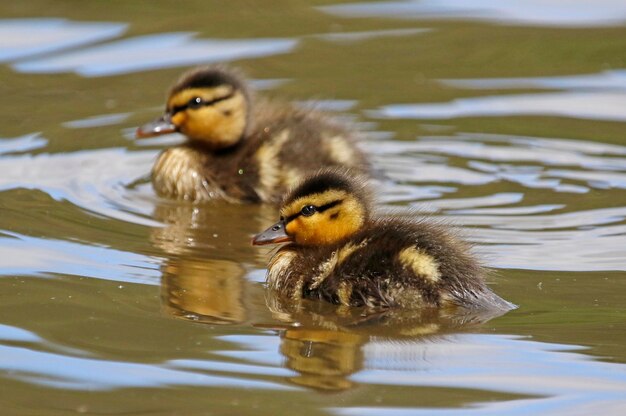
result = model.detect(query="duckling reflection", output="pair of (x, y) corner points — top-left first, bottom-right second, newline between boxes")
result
(152, 199), (274, 260)
(281, 326), (364, 391)
(263, 292), (509, 391)
(152, 200), (274, 324)
(161, 257), (247, 324)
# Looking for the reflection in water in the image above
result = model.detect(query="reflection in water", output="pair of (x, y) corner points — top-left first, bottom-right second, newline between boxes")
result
(320, 0), (626, 27)
(263, 293), (508, 391)
(161, 257), (247, 324)
(150, 200), (274, 259)
(280, 328), (363, 391)
(14, 32), (298, 77)
(217, 309), (626, 413)
(151, 200), (274, 324)
(338, 335), (626, 415)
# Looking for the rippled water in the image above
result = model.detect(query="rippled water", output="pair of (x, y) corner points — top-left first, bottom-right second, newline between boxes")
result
(1, 2), (625, 415)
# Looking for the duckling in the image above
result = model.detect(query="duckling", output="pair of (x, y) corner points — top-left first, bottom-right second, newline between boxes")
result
(136, 66), (371, 203)
(252, 169), (515, 311)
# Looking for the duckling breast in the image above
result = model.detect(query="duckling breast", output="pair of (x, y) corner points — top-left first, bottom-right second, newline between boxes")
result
(153, 146), (228, 201)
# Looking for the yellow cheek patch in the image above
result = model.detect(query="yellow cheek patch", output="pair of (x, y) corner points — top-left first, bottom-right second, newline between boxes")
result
(167, 88), (247, 148)
(293, 216), (347, 246)
(282, 193), (365, 247)
(398, 247), (441, 283)
(285, 219), (299, 236)
(181, 107), (222, 143)
(171, 112), (187, 127)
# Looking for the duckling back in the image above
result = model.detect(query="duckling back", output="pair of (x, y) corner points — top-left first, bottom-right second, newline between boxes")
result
(268, 218), (513, 311)
(242, 101), (371, 203)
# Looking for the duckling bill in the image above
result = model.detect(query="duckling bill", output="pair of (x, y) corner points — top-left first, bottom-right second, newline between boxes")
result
(253, 170), (515, 311)
(137, 66), (371, 203)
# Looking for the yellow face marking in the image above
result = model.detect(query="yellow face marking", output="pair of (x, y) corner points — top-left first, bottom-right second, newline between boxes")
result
(167, 87), (247, 149)
(281, 190), (366, 246)
(398, 247), (441, 283)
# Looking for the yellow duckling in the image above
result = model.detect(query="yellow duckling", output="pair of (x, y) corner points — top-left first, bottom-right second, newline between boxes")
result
(136, 66), (371, 203)
(253, 169), (515, 311)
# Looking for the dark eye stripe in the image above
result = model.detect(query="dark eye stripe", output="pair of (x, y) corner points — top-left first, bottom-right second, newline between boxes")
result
(169, 91), (235, 116)
(318, 199), (343, 213)
(284, 199), (343, 225)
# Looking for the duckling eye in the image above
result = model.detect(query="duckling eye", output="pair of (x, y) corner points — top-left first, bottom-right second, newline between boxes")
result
(188, 97), (203, 109)
(300, 205), (317, 217)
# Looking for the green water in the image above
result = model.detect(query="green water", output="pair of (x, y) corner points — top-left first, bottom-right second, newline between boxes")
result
(1, 1), (625, 415)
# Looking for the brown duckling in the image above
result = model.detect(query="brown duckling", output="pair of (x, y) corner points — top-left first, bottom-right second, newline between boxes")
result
(136, 66), (371, 203)
(252, 169), (515, 311)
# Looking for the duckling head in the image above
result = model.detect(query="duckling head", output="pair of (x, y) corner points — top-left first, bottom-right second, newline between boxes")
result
(253, 170), (371, 247)
(136, 66), (249, 150)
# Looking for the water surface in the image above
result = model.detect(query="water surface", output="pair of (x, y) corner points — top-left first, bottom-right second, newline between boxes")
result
(0, 1), (625, 415)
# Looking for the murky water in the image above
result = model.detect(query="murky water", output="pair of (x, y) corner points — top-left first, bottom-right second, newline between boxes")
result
(1, 1), (625, 415)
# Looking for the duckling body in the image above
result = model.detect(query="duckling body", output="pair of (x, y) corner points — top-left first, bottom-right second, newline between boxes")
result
(253, 170), (514, 311)
(137, 67), (370, 203)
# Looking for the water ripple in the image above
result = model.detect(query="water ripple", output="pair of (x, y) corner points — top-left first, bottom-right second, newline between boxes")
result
(372, 91), (626, 122)
(320, 0), (626, 27)
(0, 232), (160, 284)
(0, 143), (158, 226)
(14, 32), (298, 77)
(0, 18), (126, 62)
(441, 70), (626, 91)
(0, 133), (47, 155)
(217, 333), (626, 414)
(0, 344), (294, 391)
